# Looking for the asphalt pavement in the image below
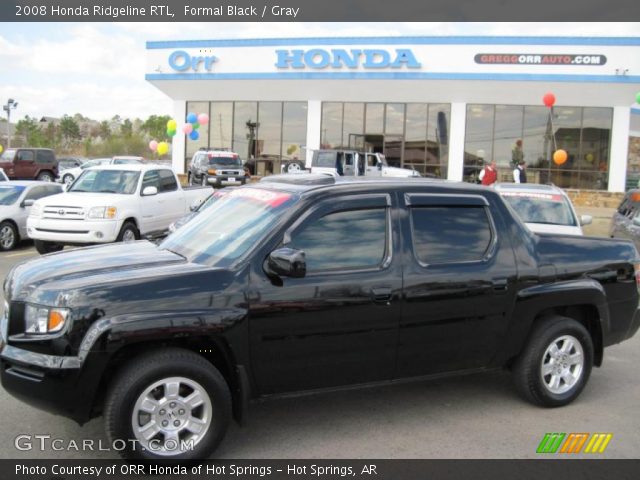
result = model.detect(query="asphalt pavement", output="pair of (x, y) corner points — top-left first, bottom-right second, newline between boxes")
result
(0, 234), (638, 460)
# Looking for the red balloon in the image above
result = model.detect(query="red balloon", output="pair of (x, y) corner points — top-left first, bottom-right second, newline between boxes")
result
(543, 93), (556, 108)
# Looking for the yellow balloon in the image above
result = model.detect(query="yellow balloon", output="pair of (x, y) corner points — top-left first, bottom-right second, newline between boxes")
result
(157, 142), (169, 155)
(167, 119), (177, 130)
(0, 144), (3, 154)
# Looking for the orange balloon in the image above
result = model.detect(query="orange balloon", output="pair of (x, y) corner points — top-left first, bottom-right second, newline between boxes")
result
(553, 149), (568, 165)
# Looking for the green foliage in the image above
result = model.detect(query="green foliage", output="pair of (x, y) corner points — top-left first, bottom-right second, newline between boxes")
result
(15, 116), (46, 147)
(141, 114), (172, 141)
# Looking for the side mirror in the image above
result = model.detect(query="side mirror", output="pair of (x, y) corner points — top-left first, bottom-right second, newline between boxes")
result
(22, 199), (35, 208)
(142, 186), (158, 196)
(189, 199), (202, 212)
(265, 247), (306, 279)
(580, 214), (593, 226)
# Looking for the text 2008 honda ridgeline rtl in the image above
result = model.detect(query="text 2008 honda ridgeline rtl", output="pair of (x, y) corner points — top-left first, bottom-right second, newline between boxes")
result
(2, 175), (639, 460)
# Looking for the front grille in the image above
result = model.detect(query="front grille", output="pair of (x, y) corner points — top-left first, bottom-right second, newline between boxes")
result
(35, 228), (89, 234)
(220, 170), (242, 176)
(42, 205), (85, 220)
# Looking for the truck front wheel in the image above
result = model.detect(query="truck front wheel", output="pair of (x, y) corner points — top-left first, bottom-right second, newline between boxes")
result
(34, 239), (64, 255)
(116, 222), (140, 243)
(512, 316), (593, 407)
(104, 348), (231, 460)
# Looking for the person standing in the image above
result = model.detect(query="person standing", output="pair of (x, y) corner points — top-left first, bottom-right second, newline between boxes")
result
(478, 160), (498, 186)
(513, 160), (527, 184)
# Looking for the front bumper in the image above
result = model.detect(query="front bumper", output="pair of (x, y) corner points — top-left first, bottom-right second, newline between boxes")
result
(27, 217), (120, 244)
(0, 340), (93, 424)
(206, 174), (246, 186)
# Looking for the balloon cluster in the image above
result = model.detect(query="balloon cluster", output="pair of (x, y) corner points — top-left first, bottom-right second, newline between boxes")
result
(166, 119), (178, 138)
(184, 112), (209, 141)
(148, 140), (170, 156)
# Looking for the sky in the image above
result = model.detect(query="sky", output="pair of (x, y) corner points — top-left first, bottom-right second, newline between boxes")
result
(1, 22), (639, 121)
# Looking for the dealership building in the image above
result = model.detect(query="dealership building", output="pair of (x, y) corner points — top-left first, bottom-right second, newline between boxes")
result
(145, 36), (640, 192)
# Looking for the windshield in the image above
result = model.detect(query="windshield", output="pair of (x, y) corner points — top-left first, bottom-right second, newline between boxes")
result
(161, 188), (297, 266)
(0, 185), (25, 205)
(0, 150), (16, 161)
(313, 151), (337, 168)
(501, 192), (577, 226)
(81, 159), (106, 170)
(70, 169), (140, 194)
(208, 156), (241, 167)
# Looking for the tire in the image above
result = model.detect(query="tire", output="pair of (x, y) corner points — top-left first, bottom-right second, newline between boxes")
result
(37, 171), (54, 182)
(116, 221), (140, 243)
(512, 316), (593, 407)
(283, 160), (305, 174)
(104, 348), (231, 461)
(187, 173), (193, 186)
(0, 221), (18, 251)
(63, 174), (75, 186)
(34, 239), (63, 254)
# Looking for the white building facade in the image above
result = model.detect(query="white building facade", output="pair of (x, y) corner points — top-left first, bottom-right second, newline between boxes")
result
(145, 36), (640, 192)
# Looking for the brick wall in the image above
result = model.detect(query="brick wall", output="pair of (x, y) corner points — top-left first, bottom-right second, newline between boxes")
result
(564, 189), (624, 208)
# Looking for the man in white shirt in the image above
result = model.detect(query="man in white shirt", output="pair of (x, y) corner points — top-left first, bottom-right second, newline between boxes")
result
(513, 160), (527, 184)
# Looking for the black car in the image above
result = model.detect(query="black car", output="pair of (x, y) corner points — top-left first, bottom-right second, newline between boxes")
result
(2, 175), (639, 461)
(187, 150), (247, 187)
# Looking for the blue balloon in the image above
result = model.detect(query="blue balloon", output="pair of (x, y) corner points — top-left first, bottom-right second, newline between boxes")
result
(189, 130), (200, 141)
(186, 112), (198, 124)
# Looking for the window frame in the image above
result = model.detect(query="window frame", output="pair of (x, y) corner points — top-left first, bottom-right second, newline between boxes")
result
(282, 194), (393, 277)
(406, 193), (498, 267)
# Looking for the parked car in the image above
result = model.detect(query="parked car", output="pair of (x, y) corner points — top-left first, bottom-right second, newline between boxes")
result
(3, 174), (639, 461)
(244, 155), (305, 176)
(0, 181), (63, 251)
(310, 149), (420, 178)
(57, 157), (86, 171)
(494, 183), (591, 236)
(0, 148), (58, 182)
(188, 150), (247, 187)
(610, 189), (640, 251)
(168, 188), (236, 234)
(27, 164), (211, 254)
(57, 157), (142, 185)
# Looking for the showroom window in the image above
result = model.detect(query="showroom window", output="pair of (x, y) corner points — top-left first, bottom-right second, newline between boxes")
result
(463, 104), (612, 190)
(626, 111), (640, 190)
(320, 102), (450, 176)
(288, 208), (388, 272)
(185, 101), (308, 172)
(411, 206), (493, 264)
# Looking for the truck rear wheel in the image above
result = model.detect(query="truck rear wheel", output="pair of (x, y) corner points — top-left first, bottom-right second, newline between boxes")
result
(104, 348), (231, 460)
(512, 316), (593, 407)
(34, 239), (64, 254)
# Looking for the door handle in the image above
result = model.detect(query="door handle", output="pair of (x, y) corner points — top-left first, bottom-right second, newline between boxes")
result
(492, 278), (509, 292)
(371, 287), (393, 305)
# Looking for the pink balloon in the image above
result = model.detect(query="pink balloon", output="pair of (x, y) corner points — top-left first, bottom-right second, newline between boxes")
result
(148, 140), (158, 152)
(197, 113), (209, 126)
(182, 123), (193, 134)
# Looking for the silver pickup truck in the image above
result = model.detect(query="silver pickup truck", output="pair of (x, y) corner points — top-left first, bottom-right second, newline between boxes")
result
(310, 149), (420, 178)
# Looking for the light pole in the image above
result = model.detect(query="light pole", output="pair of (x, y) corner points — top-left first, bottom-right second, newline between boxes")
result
(2, 98), (18, 148)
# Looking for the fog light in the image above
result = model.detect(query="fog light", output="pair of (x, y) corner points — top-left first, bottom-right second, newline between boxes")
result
(95, 231), (103, 239)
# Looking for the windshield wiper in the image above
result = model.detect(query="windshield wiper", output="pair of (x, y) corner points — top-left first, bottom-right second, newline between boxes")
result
(98, 189), (118, 193)
(70, 189), (88, 192)
(163, 247), (187, 260)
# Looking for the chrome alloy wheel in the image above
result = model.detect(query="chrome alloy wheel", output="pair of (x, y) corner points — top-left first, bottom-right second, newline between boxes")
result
(286, 162), (302, 173)
(131, 376), (212, 457)
(540, 335), (584, 395)
(0, 225), (15, 249)
(121, 229), (137, 242)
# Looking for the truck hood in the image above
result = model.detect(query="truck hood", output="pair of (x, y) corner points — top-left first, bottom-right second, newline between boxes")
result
(34, 192), (133, 209)
(5, 241), (193, 305)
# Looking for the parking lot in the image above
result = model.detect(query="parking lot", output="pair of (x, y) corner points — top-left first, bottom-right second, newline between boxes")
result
(0, 214), (639, 460)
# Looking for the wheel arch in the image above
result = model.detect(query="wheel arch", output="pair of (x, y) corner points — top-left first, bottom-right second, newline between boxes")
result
(91, 336), (247, 424)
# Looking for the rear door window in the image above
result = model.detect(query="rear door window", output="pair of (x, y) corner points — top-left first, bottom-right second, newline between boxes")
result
(158, 170), (178, 192)
(411, 206), (493, 264)
(36, 150), (55, 164)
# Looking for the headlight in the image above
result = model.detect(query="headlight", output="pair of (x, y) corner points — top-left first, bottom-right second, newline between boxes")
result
(87, 206), (117, 219)
(29, 203), (43, 218)
(25, 305), (69, 334)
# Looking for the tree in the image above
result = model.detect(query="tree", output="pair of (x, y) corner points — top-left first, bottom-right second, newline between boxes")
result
(98, 120), (111, 139)
(120, 118), (133, 138)
(15, 116), (45, 147)
(141, 114), (172, 141)
(59, 115), (81, 147)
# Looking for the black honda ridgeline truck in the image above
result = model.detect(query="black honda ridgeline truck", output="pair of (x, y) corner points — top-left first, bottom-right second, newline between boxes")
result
(2, 175), (640, 460)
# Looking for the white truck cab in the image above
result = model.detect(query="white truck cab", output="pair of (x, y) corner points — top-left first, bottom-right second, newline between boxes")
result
(310, 149), (420, 178)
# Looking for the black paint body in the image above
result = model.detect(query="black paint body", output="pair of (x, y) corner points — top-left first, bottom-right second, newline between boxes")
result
(1, 179), (639, 424)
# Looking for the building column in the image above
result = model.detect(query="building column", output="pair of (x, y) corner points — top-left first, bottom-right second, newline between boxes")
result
(171, 100), (187, 174)
(608, 106), (631, 193)
(447, 102), (466, 182)
(305, 100), (322, 168)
